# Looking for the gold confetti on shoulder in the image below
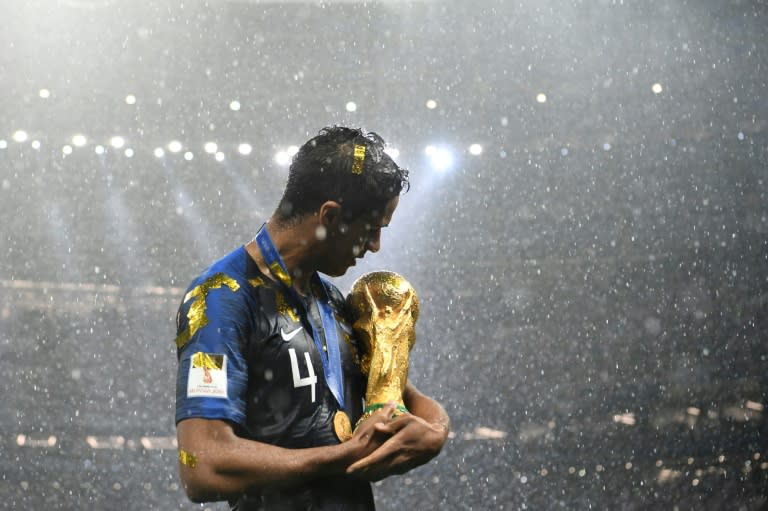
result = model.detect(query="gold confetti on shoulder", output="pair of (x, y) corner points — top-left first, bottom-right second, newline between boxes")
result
(275, 291), (299, 323)
(175, 273), (240, 348)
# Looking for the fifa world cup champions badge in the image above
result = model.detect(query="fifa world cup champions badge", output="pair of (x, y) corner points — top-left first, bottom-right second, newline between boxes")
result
(347, 271), (419, 429)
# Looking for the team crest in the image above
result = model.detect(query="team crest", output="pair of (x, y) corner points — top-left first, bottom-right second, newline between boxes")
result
(187, 352), (228, 398)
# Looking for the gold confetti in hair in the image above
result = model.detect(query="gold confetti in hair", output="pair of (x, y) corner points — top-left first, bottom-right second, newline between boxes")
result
(351, 144), (366, 174)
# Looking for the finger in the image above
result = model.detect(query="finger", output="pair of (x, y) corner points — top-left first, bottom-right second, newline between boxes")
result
(353, 402), (397, 437)
(374, 401), (398, 420)
(346, 437), (400, 473)
(372, 414), (410, 434)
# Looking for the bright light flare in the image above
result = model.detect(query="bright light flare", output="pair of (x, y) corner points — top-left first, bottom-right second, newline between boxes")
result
(72, 134), (87, 147)
(154, 147), (165, 158)
(652, 83), (663, 94)
(12, 130), (28, 143)
(425, 145), (454, 171)
(229, 100), (241, 111)
(110, 136), (125, 149)
(345, 101), (357, 112)
(425, 99), (437, 109)
(39, 89), (51, 99)
(469, 143), (483, 155)
(238, 143), (252, 156)
(613, 413), (636, 426)
(16, 434), (57, 447)
(125, 94), (136, 105)
(204, 142), (218, 154)
(167, 140), (182, 153)
(274, 151), (291, 166)
(536, 93), (547, 103)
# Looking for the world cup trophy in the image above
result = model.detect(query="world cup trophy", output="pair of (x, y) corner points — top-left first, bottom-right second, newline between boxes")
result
(347, 270), (420, 430)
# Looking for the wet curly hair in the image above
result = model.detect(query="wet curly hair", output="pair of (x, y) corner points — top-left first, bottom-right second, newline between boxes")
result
(274, 126), (409, 223)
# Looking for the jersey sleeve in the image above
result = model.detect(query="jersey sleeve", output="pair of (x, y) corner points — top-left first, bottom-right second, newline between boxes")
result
(174, 272), (250, 427)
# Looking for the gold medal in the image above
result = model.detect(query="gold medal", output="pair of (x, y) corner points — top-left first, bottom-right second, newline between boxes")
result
(333, 411), (353, 442)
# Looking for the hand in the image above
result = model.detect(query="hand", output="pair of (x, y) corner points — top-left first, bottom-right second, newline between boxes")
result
(344, 402), (398, 462)
(345, 412), (447, 481)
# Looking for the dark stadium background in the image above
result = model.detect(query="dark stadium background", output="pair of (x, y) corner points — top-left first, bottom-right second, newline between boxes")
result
(0, 0), (766, 509)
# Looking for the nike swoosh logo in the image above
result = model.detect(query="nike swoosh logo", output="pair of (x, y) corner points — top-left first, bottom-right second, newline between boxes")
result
(280, 326), (304, 342)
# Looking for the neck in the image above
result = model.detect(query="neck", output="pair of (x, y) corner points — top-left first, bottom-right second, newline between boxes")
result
(248, 218), (316, 295)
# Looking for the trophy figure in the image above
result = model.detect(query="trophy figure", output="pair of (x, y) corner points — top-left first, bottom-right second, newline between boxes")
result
(347, 270), (420, 428)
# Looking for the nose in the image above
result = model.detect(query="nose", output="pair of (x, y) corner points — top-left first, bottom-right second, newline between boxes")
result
(365, 231), (382, 253)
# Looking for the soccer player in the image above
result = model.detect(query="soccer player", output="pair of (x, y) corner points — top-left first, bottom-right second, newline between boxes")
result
(174, 126), (450, 510)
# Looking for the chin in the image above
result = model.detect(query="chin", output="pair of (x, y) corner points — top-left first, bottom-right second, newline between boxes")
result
(322, 266), (348, 277)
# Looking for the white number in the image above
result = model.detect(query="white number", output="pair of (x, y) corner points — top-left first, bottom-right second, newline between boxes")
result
(288, 348), (317, 403)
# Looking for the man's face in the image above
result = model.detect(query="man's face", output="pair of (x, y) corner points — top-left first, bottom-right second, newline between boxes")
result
(321, 196), (399, 277)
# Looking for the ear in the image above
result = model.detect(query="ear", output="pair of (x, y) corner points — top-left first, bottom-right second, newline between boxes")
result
(318, 200), (343, 228)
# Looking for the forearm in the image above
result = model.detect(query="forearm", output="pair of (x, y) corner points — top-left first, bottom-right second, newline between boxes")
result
(404, 382), (450, 439)
(177, 419), (356, 502)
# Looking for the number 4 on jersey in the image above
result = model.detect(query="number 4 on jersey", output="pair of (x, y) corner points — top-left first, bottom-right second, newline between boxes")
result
(288, 348), (317, 403)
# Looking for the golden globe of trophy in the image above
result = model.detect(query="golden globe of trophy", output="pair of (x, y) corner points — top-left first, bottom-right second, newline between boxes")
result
(347, 270), (420, 431)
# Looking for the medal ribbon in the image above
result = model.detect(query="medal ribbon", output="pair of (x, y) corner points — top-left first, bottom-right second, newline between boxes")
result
(255, 224), (346, 410)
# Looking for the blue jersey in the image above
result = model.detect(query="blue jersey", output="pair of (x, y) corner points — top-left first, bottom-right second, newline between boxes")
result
(174, 245), (373, 510)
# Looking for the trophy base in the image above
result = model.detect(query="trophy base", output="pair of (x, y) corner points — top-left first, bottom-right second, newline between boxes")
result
(354, 402), (409, 430)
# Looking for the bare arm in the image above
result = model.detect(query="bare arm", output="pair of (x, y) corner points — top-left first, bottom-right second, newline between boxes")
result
(177, 403), (397, 502)
(346, 382), (450, 480)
